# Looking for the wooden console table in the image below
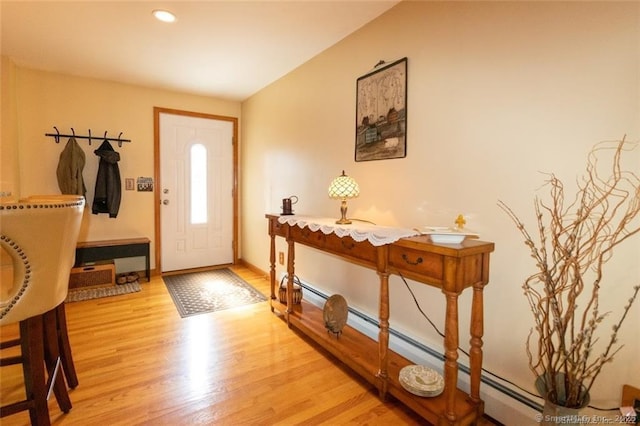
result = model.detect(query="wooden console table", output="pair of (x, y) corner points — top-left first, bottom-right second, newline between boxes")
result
(266, 214), (494, 425)
(75, 238), (151, 281)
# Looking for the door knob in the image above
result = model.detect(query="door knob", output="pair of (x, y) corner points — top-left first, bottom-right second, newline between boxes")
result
(162, 199), (170, 205)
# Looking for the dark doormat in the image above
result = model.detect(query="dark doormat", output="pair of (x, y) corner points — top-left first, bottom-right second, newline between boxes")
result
(163, 268), (267, 318)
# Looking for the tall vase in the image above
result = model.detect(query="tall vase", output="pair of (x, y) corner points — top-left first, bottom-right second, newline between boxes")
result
(540, 399), (584, 426)
(535, 373), (590, 426)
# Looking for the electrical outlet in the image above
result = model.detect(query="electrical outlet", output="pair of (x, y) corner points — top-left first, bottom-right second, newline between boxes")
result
(278, 251), (285, 265)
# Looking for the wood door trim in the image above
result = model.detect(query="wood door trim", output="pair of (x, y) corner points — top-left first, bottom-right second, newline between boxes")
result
(153, 107), (239, 274)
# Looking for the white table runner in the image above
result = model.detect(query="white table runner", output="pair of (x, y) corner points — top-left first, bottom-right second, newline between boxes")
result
(277, 215), (419, 247)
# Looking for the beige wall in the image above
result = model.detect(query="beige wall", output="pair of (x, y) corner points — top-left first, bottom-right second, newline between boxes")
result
(1, 56), (19, 199)
(0, 62), (241, 270)
(241, 1), (639, 422)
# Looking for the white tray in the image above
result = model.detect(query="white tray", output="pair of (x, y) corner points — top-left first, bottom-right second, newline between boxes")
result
(420, 227), (478, 244)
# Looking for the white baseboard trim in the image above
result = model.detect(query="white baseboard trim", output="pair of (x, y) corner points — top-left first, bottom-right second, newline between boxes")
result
(283, 273), (544, 425)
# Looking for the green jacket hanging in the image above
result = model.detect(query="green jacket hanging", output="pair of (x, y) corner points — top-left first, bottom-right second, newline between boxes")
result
(56, 136), (86, 197)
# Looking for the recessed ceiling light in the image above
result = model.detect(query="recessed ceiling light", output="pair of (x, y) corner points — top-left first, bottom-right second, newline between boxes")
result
(153, 9), (176, 23)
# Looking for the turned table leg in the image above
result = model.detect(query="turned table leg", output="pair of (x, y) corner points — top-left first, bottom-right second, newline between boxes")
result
(469, 282), (485, 407)
(443, 289), (460, 423)
(269, 232), (276, 310)
(285, 238), (295, 320)
(376, 270), (390, 399)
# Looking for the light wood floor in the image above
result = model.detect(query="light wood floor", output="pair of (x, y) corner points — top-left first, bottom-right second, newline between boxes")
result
(1, 265), (496, 425)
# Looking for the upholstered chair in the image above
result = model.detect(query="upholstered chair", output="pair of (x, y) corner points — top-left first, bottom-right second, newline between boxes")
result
(1, 195), (84, 425)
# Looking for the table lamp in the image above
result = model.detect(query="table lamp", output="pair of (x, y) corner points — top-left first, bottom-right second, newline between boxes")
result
(328, 170), (359, 224)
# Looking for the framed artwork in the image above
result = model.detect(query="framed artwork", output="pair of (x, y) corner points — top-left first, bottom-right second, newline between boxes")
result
(355, 57), (407, 162)
(137, 177), (154, 192)
(125, 178), (135, 191)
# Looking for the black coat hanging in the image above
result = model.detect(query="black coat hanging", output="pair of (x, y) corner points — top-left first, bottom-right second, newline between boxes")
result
(92, 140), (122, 218)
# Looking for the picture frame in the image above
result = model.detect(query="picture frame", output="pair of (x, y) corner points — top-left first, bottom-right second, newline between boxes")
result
(125, 178), (135, 191)
(136, 177), (154, 192)
(355, 57), (407, 162)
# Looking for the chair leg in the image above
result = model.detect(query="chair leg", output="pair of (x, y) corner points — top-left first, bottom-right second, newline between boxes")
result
(43, 309), (72, 413)
(0, 316), (52, 426)
(55, 302), (79, 388)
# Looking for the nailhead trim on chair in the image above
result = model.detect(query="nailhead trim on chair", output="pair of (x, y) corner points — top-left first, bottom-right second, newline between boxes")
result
(0, 199), (85, 211)
(0, 236), (31, 320)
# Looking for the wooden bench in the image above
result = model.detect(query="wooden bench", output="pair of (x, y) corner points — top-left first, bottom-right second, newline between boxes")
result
(75, 238), (150, 281)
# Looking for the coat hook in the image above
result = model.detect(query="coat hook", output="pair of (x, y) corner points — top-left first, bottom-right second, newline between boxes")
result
(118, 132), (123, 139)
(53, 126), (60, 143)
(71, 127), (75, 136)
(104, 131), (108, 139)
(88, 129), (92, 145)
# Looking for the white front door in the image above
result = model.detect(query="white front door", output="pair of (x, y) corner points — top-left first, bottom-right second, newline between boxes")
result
(159, 112), (234, 272)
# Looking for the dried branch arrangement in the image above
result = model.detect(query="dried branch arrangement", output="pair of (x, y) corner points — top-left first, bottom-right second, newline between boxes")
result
(498, 137), (640, 408)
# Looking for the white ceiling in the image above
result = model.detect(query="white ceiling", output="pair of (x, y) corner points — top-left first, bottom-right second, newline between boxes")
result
(1, 1), (400, 101)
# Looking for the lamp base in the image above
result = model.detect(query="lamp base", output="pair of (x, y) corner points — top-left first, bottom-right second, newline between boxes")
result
(336, 199), (351, 225)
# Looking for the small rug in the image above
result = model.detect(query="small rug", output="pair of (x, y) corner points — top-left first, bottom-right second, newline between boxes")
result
(163, 268), (267, 318)
(66, 281), (141, 303)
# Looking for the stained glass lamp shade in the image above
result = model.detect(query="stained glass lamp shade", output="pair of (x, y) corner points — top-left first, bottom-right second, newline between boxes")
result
(328, 170), (359, 224)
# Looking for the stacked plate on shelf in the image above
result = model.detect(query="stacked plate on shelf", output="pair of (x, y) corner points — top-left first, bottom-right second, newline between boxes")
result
(398, 365), (445, 397)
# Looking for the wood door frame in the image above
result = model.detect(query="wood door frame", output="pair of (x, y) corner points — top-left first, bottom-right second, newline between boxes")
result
(153, 107), (239, 274)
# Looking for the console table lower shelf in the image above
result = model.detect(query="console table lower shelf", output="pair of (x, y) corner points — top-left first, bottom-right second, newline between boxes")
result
(272, 299), (480, 425)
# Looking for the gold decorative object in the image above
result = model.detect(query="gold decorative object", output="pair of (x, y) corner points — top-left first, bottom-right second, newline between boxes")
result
(454, 214), (466, 230)
(323, 294), (348, 337)
(328, 171), (359, 224)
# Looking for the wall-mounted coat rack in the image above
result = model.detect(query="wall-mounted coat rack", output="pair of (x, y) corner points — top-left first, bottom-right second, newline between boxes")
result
(45, 127), (131, 147)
